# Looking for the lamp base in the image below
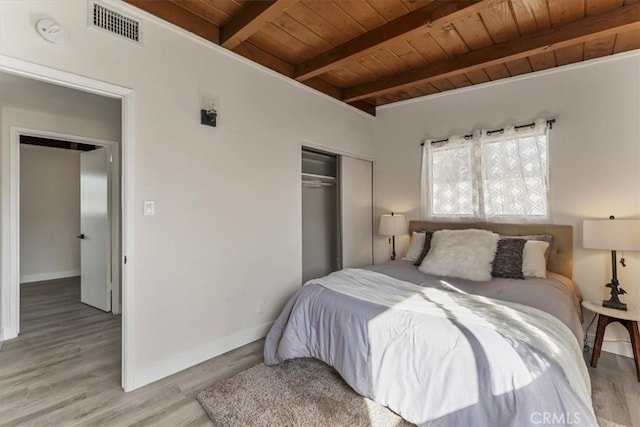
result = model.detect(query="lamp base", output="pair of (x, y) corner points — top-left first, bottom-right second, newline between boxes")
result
(603, 275), (628, 311)
(603, 298), (628, 311)
(390, 236), (397, 261)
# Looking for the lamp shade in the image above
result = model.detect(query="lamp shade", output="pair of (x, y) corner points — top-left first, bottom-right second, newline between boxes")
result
(379, 214), (407, 236)
(583, 219), (640, 251)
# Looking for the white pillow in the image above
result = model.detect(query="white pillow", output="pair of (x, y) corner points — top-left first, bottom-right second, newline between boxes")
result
(403, 232), (426, 262)
(522, 240), (549, 278)
(419, 229), (499, 281)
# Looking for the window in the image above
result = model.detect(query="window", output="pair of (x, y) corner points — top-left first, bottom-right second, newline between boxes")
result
(420, 119), (550, 221)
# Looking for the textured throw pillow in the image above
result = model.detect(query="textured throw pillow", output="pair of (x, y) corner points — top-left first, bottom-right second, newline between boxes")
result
(503, 234), (553, 262)
(522, 240), (550, 278)
(403, 232), (426, 262)
(419, 229), (499, 281)
(491, 238), (526, 279)
(414, 231), (434, 266)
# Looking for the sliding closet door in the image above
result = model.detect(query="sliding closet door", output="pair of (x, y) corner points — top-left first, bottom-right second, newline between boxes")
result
(341, 156), (373, 268)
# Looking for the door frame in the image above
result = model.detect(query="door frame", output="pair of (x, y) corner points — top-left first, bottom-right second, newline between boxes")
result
(13, 127), (120, 312)
(0, 55), (136, 391)
(300, 140), (376, 269)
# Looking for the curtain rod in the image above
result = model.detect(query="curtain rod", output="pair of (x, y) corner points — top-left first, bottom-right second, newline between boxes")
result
(419, 119), (556, 146)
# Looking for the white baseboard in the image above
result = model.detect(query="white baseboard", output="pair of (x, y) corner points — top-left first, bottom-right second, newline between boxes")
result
(20, 270), (80, 284)
(0, 327), (18, 341)
(601, 341), (634, 358)
(586, 332), (633, 359)
(132, 321), (274, 390)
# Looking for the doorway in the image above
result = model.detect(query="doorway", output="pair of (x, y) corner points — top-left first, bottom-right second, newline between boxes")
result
(19, 133), (120, 313)
(0, 56), (135, 390)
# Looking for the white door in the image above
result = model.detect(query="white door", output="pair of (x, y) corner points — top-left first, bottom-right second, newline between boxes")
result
(80, 147), (111, 312)
(341, 156), (373, 268)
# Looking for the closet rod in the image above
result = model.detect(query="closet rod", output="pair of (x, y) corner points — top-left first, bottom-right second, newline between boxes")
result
(302, 181), (335, 187)
(419, 119), (556, 146)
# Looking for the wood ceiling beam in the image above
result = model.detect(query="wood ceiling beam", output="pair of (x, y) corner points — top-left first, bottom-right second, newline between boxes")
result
(302, 78), (376, 116)
(348, 101), (377, 116)
(233, 41), (295, 77)
(124, 0), (220, 44)
(343, 3), (640, 102)
(293, 0), (494, 82)
(221, 0), (299, 49)
(126, 1), (297, 80)
(303, 77), (343, 100)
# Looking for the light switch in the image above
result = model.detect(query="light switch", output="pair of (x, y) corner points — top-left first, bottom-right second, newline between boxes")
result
(143, 200), (155, 216)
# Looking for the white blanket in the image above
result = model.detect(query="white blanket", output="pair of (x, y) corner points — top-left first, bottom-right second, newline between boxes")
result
(310, 268), (593, 421)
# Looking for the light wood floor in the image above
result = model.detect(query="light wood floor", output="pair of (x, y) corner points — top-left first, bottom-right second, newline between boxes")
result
(0, 278), (261, 426)
(586, 343), (640, 427)
(0, 278), (637, 426)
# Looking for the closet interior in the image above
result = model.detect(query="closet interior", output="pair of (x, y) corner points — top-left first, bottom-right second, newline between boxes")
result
(301, 148), (340, 283)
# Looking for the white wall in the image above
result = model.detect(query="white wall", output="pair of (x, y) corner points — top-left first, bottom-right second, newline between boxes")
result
(374, 53), (640, 356)
(0, 0), (374, 387)
(0, 72), (122, 126)
(20, 144), (81, 283)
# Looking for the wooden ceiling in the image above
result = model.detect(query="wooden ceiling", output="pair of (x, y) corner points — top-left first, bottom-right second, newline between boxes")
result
(125, 0), (640, 115)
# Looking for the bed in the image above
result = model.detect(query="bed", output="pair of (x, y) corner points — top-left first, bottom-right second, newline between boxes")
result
(264, 221), (595, 427)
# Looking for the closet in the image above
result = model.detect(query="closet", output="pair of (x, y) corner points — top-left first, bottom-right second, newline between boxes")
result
(301, 147), (373, 284)
(302, 148), (339, 283)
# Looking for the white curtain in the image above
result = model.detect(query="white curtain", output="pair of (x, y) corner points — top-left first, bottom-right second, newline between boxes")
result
(481, 118), (549, 221)
(420, 119), (550, 222)
(420, 131), (482, 220)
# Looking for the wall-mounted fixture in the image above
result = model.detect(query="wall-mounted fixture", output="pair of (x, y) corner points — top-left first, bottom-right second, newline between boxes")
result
(201, 95), (219, 127)
(36, 19), (68, 44)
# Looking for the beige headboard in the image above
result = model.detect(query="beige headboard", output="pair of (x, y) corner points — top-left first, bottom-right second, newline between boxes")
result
(409, 221), (574, 279)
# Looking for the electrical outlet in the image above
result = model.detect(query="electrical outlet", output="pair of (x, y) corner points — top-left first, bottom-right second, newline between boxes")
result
(257, 300), (265, 315)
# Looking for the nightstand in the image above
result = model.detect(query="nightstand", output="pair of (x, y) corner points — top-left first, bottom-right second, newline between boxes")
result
(582, 301), (640, 381)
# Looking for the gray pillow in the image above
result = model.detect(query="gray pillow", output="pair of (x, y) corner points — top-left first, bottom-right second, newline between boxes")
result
(414, 231), (433, 266)
(502, 234), (553, 261)
(492, 238), (526, 279)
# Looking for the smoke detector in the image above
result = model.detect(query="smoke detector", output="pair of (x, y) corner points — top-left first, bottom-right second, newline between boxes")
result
(36, 19), (68, 44)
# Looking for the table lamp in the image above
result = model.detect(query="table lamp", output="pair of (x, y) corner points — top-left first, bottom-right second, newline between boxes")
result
(583, 216), (640, 311)
(379, 213), (407, 260)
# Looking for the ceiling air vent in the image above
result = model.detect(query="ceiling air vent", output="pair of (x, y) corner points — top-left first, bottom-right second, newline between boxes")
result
(89, 2), (141, 44)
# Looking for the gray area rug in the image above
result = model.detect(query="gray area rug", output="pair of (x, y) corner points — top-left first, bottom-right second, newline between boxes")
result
(197, 357), (621, 427)
(196, 358), (411, 426)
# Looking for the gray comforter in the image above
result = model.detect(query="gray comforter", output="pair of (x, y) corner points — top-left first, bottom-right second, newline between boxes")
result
(264, 261), (595, 427)
(368, 261), (585, 344)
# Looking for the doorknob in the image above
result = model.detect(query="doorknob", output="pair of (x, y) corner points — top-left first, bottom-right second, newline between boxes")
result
(77, 234), (85, 239)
